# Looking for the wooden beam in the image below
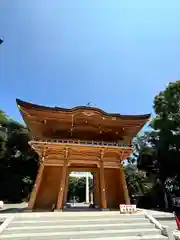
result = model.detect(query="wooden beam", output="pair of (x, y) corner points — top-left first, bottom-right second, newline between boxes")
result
(24, 111), (148, 127)
(44, 159), (64, 164)
(68, 160), (98, 165)
(68, 167), (98, 172)
(44, 163), (63, 167)
(30, 141), (132, 151)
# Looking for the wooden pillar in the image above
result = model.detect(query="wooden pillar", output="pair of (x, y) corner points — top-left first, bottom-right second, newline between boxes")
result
(28, 158), (45, 210)
(63, 172), (69, 204)
(56, 147), (68, 210)
(90, 190), (93, 204)
(120, 165), (130, 204)
(93, 173), (96, 205)
(99, 150), (107, 209)
(94, 171), (100, 206)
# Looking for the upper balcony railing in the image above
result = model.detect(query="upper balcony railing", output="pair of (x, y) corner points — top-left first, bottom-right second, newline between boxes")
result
(31, 137), (132, 148)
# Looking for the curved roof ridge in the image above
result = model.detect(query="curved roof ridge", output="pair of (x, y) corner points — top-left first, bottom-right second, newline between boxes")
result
(16, 98), (151, 120)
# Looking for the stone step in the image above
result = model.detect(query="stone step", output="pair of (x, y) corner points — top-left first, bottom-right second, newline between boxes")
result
(159, 220), (176, 226)
(155, 216), (175, 220)
(6, 222), (154, 233)
(10, 219), (150, 227)
(0, 212), (169, 240)
(1, 228), (161, 239)
(13, 214), (146, 222)
(158, 220), (177, 231)
(72, 236), (168, 240)
(11, 216), (150, 226)
(0, 234), (167, 240)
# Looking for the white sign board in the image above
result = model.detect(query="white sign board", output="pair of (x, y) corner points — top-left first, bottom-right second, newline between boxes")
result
(119, 204), (137, 214)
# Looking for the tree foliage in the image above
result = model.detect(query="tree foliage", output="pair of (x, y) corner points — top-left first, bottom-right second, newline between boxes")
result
(136, 81), (180, 207)
(150, 82), (180, 179)
(0, 111), (39, 202)
(125, 163), (150, 197)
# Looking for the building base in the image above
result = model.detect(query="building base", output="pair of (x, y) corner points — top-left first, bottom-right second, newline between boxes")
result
(54, 209), (63, 212)
(25, 209), (33, 213)
(101, 208), (109, 211)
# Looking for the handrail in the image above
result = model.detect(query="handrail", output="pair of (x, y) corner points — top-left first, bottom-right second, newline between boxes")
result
(31, 137), (132, 148)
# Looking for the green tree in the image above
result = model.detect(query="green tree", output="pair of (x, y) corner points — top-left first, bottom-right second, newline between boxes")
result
(67, 176), (92, 202)
(0, 110), (39, 202)
(0, 110), (9, 157)
(0, 110), (8, 124)
(136, 81), (180, 209)
(151, 81), (180, 179)
(125, 160), (154, 203)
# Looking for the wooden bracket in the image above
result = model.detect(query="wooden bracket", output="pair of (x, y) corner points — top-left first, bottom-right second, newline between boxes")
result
(100, 149), (104, 160)
(121, 150), (125, 161)
(72, 114), (74, 127)
(64, 147), (68, 159)
(19, 107), (30, 116)
(42, 145), (51, 157)
(39, 147), (48, 164)
(40, 156), (44, 164)
(42, 149), (46, 158)
(41, 147), (47, 159)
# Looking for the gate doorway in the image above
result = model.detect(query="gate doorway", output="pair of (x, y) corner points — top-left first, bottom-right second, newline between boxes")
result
(63, 167), (98, 211)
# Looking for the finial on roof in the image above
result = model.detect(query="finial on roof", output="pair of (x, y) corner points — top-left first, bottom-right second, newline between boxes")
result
(86, 102), (96, 107)
(86, 102), (92, 107)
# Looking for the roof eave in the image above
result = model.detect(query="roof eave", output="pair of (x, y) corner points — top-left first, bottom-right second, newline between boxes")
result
(16, 99), (151, 120)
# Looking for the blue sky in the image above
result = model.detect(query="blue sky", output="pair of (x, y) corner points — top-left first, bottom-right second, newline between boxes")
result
(0, 1), (180, 125)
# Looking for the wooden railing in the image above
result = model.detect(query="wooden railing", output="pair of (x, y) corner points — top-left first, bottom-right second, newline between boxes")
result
(32, 137), (132, 148)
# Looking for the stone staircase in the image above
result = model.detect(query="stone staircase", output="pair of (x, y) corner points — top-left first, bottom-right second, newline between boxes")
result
(0, 212), (168, 239)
